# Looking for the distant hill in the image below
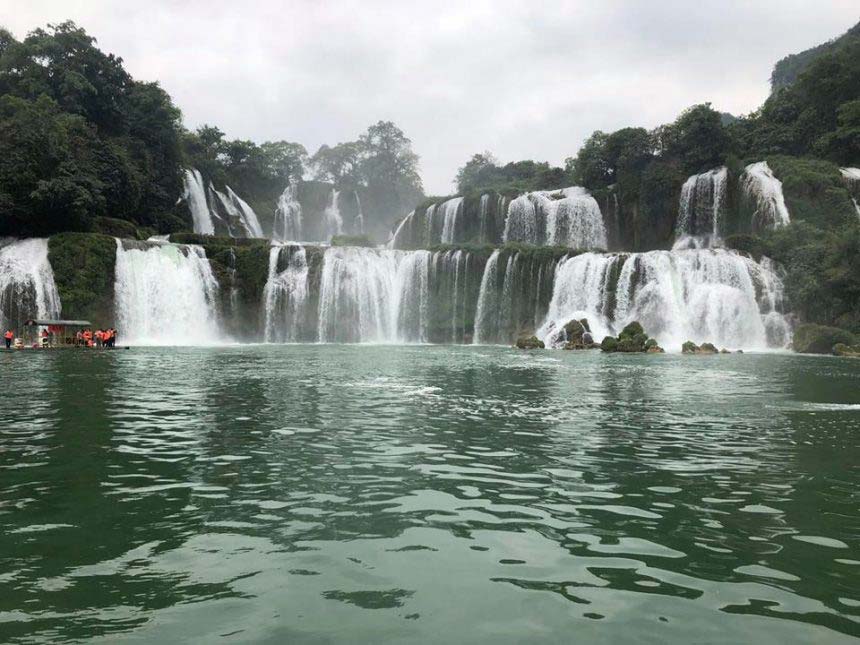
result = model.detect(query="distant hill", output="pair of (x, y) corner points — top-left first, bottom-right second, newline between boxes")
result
(770, 20), (860, 92)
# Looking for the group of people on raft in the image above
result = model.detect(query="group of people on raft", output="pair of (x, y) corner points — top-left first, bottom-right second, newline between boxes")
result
(3, 327), (119, 349)
(75, 328), (118, 348)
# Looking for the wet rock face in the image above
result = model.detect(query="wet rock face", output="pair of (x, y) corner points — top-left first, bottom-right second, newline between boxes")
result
(515, 335), (545, 350)
(682, 340), (722, 354)
(562, 318), (597, 350)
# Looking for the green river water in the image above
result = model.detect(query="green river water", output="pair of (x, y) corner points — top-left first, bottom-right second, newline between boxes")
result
(0, 346), (858, 643)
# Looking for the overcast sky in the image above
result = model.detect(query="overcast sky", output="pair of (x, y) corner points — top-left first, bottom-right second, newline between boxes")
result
(2, 1), (857, 194)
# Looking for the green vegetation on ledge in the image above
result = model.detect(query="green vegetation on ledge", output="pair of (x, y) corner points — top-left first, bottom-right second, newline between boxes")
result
(47, 232), (116, 326)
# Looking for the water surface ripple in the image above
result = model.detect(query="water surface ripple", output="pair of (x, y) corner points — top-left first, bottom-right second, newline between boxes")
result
(0, 346), (858, 643)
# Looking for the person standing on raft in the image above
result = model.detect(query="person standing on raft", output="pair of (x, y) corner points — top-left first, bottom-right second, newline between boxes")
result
(4, 330), (13, 349)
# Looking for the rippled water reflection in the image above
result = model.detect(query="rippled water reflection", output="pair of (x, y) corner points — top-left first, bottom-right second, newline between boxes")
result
(0, 346), (858, 643)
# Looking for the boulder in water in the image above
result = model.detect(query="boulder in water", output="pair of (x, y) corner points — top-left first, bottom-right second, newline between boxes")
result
(516, 335), (545, 350)
(619, 321), (644, 340)
(682, 340), (720, 354)
(562, 318), (597, 350)
(600, 336), (618, 352)
(601, 322), (661, 353)
(833, 343), (860, 357)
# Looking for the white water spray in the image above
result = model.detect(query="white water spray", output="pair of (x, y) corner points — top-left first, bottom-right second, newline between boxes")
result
(741, 162), (791, 231)
(113, 239), (222, 345)
(0, 239), (61, 330)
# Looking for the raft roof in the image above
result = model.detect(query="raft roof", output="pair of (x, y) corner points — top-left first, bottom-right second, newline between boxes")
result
(25, 319), (93, 327)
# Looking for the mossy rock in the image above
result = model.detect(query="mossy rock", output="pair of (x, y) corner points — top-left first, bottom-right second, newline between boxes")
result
(619, 321), (644, 340)
(515, 335), (544, 350)
(793, 323), (858, 354)
(682, 341), (699, 354)
(833, 343), (860, 357)
(699, 343), (718, 354)
(600, 336), (619, 352)
(646, 345), (665, 353)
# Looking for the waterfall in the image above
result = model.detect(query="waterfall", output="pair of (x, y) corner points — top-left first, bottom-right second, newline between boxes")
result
(354, 192), (365, 235)
(674, 166), (727, 249)
(537, 249), (791, 351)
(474, 250), (501, 344)
(424, 204), (439, 245)
(317, 247), (430, 343)
(182, 169), (215, 235)
(263, 244), (311, 342)
(113, 239), (222, 345)
(439, 197), (464, 244)
(226, 187), (264, 238)
(390, 210), (414, 249)
(502, 195), (539, 244)
(274, 184), (303, 242)
(478, 195), (490, 243)
(841, 168), (860, 219)
(473, 249), (560, 344)
(0, 239), (61, 331)
(741, 162), (791, 231)
(262, 246), (486, 344)
(502, 188), (606, 249)
(323, 189), (343, 240)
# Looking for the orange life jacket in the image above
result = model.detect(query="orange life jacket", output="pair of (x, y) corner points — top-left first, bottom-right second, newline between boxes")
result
(4, 331), (12, 340)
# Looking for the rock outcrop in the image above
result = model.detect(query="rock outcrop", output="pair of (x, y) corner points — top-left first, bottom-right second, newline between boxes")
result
(515, 335), (545, 350)
(600, 321), (664, 353)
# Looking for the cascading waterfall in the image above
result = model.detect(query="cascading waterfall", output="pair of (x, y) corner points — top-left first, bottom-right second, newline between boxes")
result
(674, 166), (727, 249)
(316, 247), (428, 343)
(389, 210), (414, 249)
(113, 239), (222, 345)
(183, 169), (215, 235)
(473, 249), (560, 344)
(537, 249), (791, 351)
(478, 195), (490, 243)
(741, 162), (791, 231)
(226, 187), (264, 238)
(274, 184), (303, 241)
(264, 244), (311, 342)
(323, 189), (344, 240)
(262, 246), (486, 344)
(181, 168), (262, 238)
(0, 239), (61, 331)
(502, 187), (607, 249)
(439, 197), (464, 244)
(354, 192), (365, 234)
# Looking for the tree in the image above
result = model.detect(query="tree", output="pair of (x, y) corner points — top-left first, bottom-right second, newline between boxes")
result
(660, 103), (729, 174)
(358, 121), (424, 222)
(260, 141), (308, 183)
(311, 142), (361, 186)
(455, 151), (498, 193)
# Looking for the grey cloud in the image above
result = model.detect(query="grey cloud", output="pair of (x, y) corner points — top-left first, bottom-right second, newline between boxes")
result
(1, 0), (856, 194)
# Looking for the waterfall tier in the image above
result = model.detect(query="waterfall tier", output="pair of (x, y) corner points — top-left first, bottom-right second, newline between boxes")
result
(264, 246), (483, 343)
(181, 168), (263, 238)
(0, 239), (61, 331)
(113, 239), (223, 345)
(674, 167), (728, 249)
(538, 249), (791, 351)
(274, 184), (303, 242)
(740, 162), (791, 231)
(502, 187), (607, 249)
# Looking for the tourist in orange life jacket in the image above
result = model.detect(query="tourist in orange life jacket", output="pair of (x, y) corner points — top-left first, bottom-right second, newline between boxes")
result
(4, 330), (13, 349)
